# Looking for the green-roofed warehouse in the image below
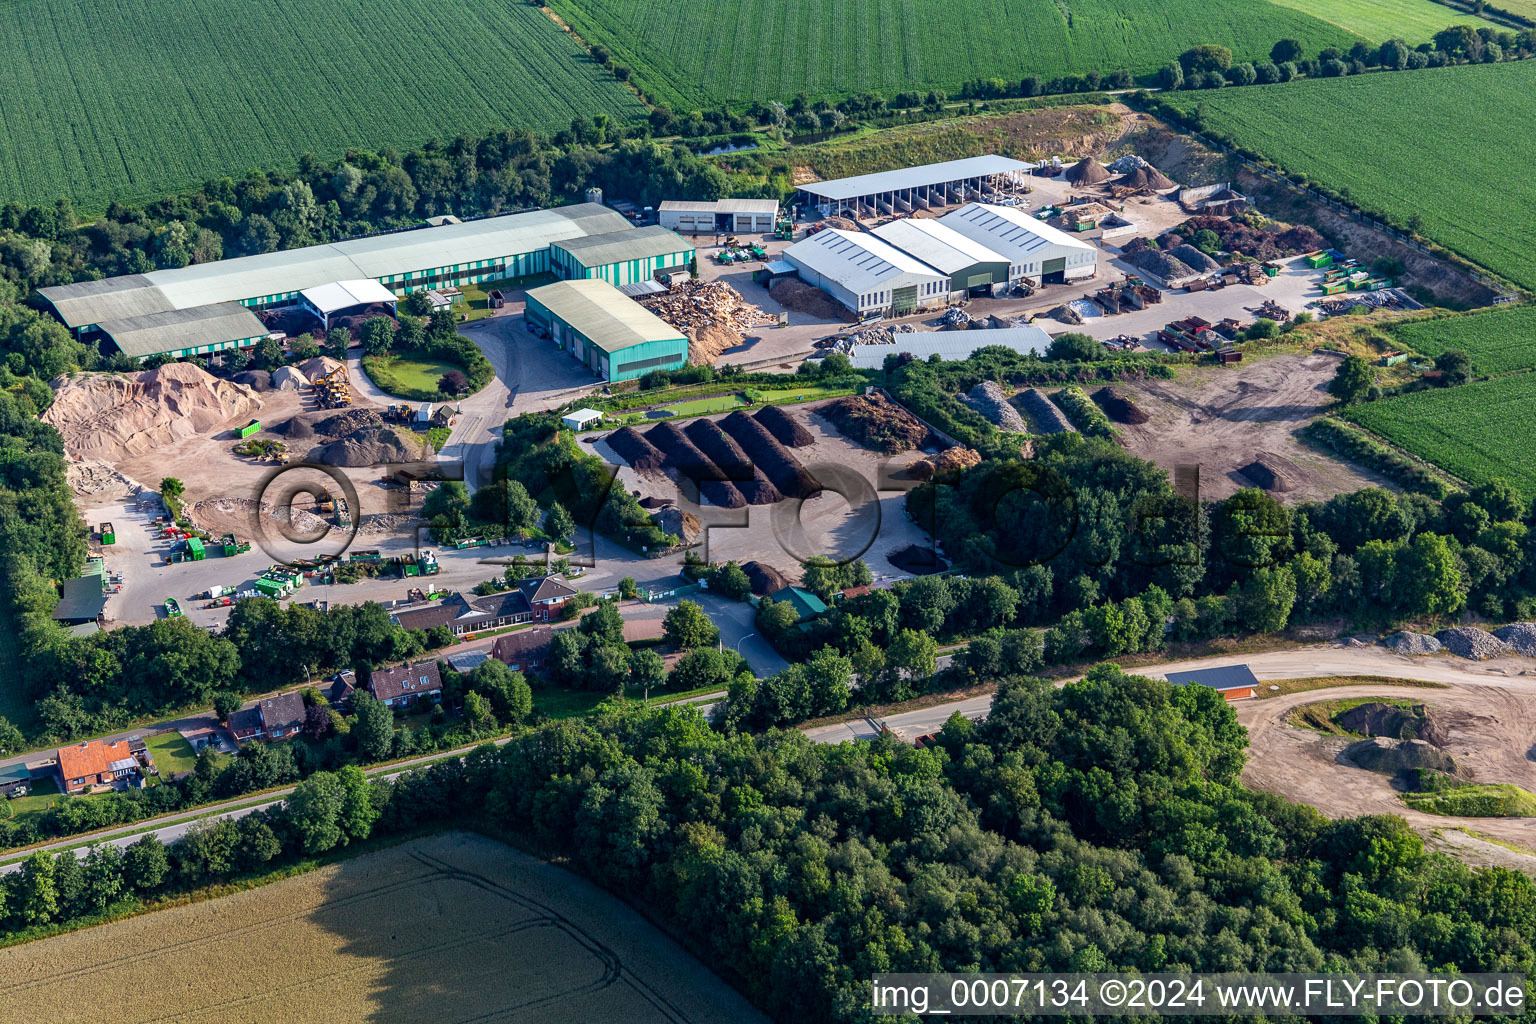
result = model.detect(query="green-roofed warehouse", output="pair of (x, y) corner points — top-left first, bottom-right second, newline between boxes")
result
(549, 225), (694, 287)
(525, 279), (688, 383)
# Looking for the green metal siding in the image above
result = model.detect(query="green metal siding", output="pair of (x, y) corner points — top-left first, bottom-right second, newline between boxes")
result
(608, 337), (689, 382)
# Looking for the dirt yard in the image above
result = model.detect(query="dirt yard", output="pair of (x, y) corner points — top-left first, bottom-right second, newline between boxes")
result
(0, 832), (766, 1024)
(1113, 351), (1390, 501)
(1238, 683), (1536, 868)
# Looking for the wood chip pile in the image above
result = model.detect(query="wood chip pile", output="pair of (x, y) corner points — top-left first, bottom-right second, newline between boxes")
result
(817, 393), (929, 454)
(639, 281), (769, 364)
(1091, 386), (1150, 424)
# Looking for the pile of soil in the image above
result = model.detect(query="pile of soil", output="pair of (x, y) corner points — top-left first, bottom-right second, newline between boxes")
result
(280, 416), (316, 440)
(720, 410), (820, 499)
(313, 409), (383, 436)
(1240, 451), (1301, 493)
(1435, 626), (1510, 660)
(964, 382), (1027, 431)
(742, 560), (791, 596)
(888, 544), (949, 575)
(754, 405), (814, 447)
(638, 280), (768, 364)
(298, 356), (346, 381)
(649, 506), (701, 543)
(1169, 243), (1221, 273)
(44, 363), (263, 462)
(1386, 631), (1443, 655)
(1017, 389), (1075, 434)
(908, 446), (982, 481)
(1119, 165), (1175, 190)
(1344, 737), (1458, 777)
(232, 370), (272, 392)
(1064, 157), (1110, 186)
(683, 419), (754, 480)
(1336, 701), (1451, 746)
(645, 421), (746, 508)
(1091, 386), (1150, 424)
(770, 278), (847, 320)
(272, 366), (306, 390)
(608, 427), (667, 473)
(823, 216), (858, 231)
(1492, 622), (1536, 656)
(818, 393), (928, 454)
(309, 424), (431, 467)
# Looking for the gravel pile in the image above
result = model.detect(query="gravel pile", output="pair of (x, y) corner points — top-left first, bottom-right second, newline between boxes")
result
(1169, 243), (1221, 273)
(1124, 247), (1197, 284)
(1491, 622), (1536, 656)
(1434, 626), (1511, 660)
(1385, 631), (1442, 655)
(963, 382), (1027, 431)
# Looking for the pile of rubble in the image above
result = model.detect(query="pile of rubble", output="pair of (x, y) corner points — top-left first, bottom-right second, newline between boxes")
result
(1045, 304), (1084, 325)
(1385, 631), (1442, 655)
(1492, 622), (1536, 656)
(1434, 626), (1510, 660)
(962, 382), (1027, 431)
(830, 322), (918, 352)
(938, 307), (974, 328)
(638, 280), (769, 363)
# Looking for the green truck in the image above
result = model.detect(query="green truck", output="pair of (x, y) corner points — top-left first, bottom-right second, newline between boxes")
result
(100, 523), (116, 545)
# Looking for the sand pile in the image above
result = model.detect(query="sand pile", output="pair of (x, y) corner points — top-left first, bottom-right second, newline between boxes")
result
(818, 393), (928, 454)
(272, 366), (306, 390)
(1241, 451), (1301, 493)
(1092, 386), (1150, 424)
(299, 356), (346, 381)
(232, 370), (272, 392)
(908, 446), (982, 481)
(44, 364), (263, 462)
(1434, 626), (1510, 660)
(1492, 623), (1536, 656)
(638, 281), (768, 364)
(742, 560), (791, 596)
(770, 278), (846, 319)
(1385, 631), (1442, 655)
(754, 405), (814, 447)
(963, 382), (1027, 431)
(66, 459), (140, 497)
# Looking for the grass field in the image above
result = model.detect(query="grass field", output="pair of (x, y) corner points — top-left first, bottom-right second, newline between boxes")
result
(0, 0), (644, 211)
(144, 733), (200, 777)
(2, 776), (61, 821)
(0, 832), (764, 1024)
(1266, 0), (1490, 41)
(547, 0), (1368, 108)
(1343, 372), (1536, 496)
(1162, 61), (1536, 290)
(1390, 306), (1536, 377)
(1405, 782), (1536, 817)
(361, 352), (463, 399)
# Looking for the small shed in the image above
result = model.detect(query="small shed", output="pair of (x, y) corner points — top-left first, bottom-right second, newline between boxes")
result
(1164, 664), (1259, 701)
(562, 408), (604, 431)
(768, 585), (829, 623)
(415, 403), (435, 425)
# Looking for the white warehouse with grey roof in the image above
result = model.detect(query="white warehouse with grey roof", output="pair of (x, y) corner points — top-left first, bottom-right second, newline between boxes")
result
(796, 156), (1033, 218)
(780, 229), (949, 317)
(938, 202), (1098, 285)
(870, 218), (1012, 295)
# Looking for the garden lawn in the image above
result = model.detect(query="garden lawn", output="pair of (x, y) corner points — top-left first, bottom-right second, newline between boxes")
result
(1161, 61), (1536, 291)
(1343, 371), (1536, 497)
(363, 353), (463, 398)
(0, 0), (643, 210)
(1390, 305), (1536, 377)
(3, 775), (62, 820)
(145, 732), (200, 777)
(547, 0), (1366, 109)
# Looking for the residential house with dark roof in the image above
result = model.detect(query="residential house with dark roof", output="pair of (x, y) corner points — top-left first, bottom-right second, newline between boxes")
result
(388, 575), (581, 636)
(226, 706), (265, 743)
(226, 689), (311, 743)
(491, 628), (556, 674)
(1164, 664), (1259, 701)
(369, 660), (444, 708)
(57, 738), (154, 794)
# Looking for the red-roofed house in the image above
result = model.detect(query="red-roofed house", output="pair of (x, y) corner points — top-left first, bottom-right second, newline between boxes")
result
(56, 738), (154, 794)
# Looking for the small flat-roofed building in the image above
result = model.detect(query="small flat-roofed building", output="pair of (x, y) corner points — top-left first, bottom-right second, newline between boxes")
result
(658, 199), (780, 235)
(0, 763), (32, 799)
(525, 278), (688, 383)
(562, 408), (604, 431)
(796, 156), (1033, 218)
(549, 226), (694, 287)
(871, 218), (1012, 295)
(938, 202), (1098, 285)
(52, 573), (107, 626)
(781, 229), (948, 317)
(1164, 664), (1260, 701)
(298, 279), (398, 329)
(95, 302), (270, 362)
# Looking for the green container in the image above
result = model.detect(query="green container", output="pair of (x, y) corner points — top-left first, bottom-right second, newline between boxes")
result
(254, 578), (284, 597)
(100, 523), (116, 545)
(238, 420), (261, 438)
(1307, 253), (1333, 269)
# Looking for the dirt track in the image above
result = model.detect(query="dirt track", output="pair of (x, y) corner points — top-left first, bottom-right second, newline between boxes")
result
(1117, 352), (1391, 501)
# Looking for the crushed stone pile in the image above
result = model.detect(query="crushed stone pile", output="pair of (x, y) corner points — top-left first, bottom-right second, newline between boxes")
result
(44, 363), (263, 462)
(1385, 631), (1443, 655)
(1107, 154), (1149, 174)
(231, 370), (271, 392)
(1045, 304), (1083, 325)
(1434, 626), (1510, 660)
(1125, 247), (1197, 283)
(1018, 389), (1074, 434)
(308, 423), (431, 467)
(1169, 243), (1222, 273)
(842, 322), (918, 347)
(1491, 622), (1536, 656)
(742, 560), (792, 596)
(963, 382), (1027, 431)
(639, 280), (769, 364)
(908, 446), (982, 481)
(770, 277), (846, 320)
(271, 366), (306, 390)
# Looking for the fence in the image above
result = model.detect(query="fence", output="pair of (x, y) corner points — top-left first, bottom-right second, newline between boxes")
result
(642, 581), (702, 603)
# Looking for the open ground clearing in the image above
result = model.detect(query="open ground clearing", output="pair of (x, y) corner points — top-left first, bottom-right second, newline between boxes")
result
(545, 0), (1423, 109)
(1161, 61), (1536, 291)
(1387, 305), (1536, 377)
(0, 0), (643, 209)
(1343, 372), (1536, 497)
(0, 831), (766, 1024)
(1113, 351), (1393, 501)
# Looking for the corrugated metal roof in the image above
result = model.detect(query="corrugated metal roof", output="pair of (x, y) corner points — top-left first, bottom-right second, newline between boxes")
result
(657, 198), (779, 214)
(552, 225), (692, 269)
(846, 326), (1052, 369)
(939, 203), (1096, 261)
(1164, 664), (1260, 692)
(797, 156), (1033, 202)
(870, 218), (1009, 275)
(782, 229), (946, 293)
(618, 280), (667, 297)
(299, 279), (397, 313)
(42, 205), (631, 327)
(96, 302), (268, 358)
(527, 278), (685, 356)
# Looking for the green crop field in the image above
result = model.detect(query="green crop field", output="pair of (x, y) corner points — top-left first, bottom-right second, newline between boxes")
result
(1343, 372), (1536, 496)
(0, 0), (644, 211)
(1162, 61), (1536, 290)
(1391, 306), (1536, 377)
(547, 0), (1373, 109)
(1266, 0), (1489, 42)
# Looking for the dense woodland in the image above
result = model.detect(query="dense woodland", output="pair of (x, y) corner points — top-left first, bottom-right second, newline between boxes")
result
(3, 682), (1533, 1024)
